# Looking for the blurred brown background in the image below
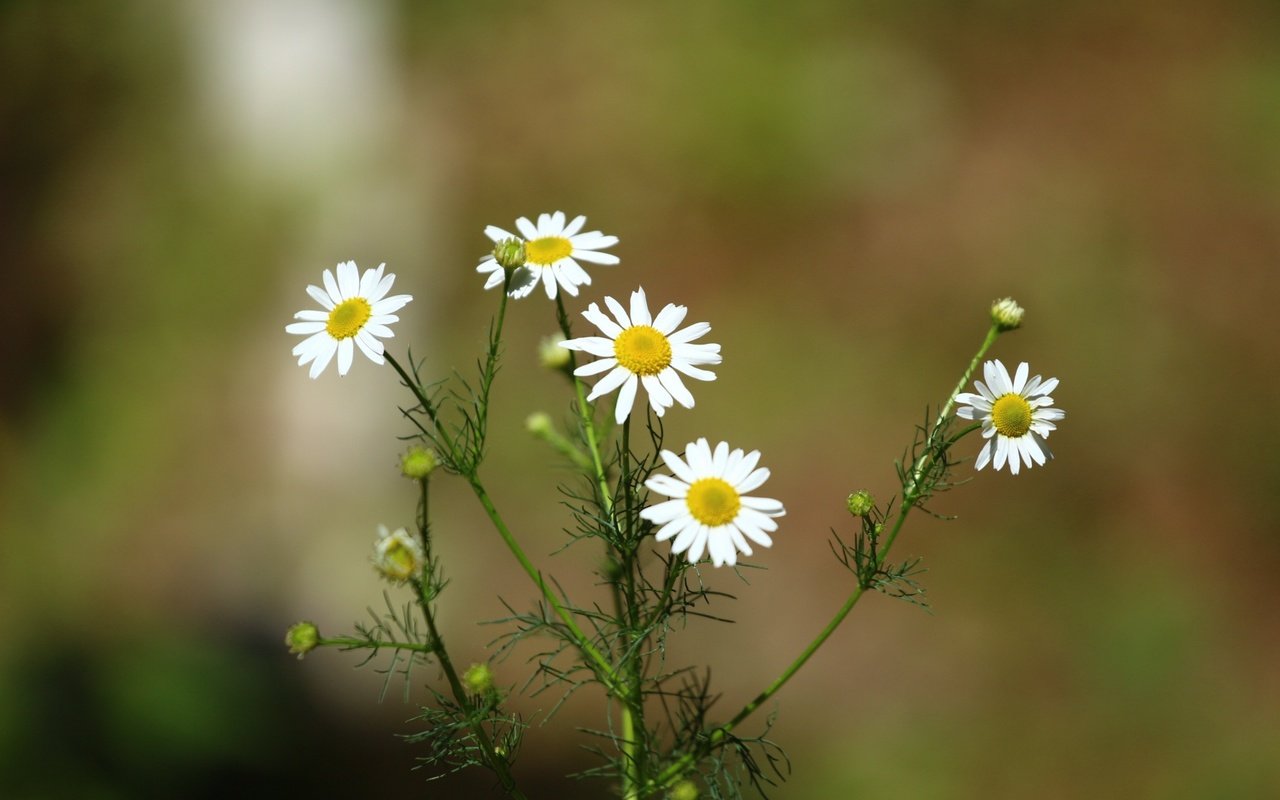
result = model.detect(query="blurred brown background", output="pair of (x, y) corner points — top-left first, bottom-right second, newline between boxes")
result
(2, 1), (1278, 797)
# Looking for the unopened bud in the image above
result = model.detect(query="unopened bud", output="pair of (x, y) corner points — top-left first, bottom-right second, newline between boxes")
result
(846, 490), (876, 517)
(285, 621), (320, 659)
(539, 333), (572, 370)
(463, 662), (496, 696)
(400, 445), (437, 480)
(372, 525), (425, 583)
(525, 411), (553, 437)
(670, 781), (699, 800)
(990, 297), (1025, 331)
(492, 238), (527, 271)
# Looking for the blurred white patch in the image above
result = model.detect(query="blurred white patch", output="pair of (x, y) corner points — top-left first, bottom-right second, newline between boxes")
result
(187, 0), (394, 181)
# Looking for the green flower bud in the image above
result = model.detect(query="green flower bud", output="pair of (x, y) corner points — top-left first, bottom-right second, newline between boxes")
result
(990, 297), (1024, 331)
(525, 411), (553, 437)
(372, 525), (425, 583)
(400, 445), (437, 480)
(463, 662), (496, 696)
(539, 333), (572, 371)
(670, 780), (699, 800)
(846, 490), (876, 517)
(285, 621), (320, 659)
(492, 238), (527, 271)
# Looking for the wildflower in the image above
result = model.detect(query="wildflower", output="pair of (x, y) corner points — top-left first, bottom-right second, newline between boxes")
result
(956, 359), (1065, 474)
(463, 663), (496, 696)
(287, 261), (412, 378)
(372, 524), (425, 583)
(476, 211), (619, 299)
(991, 297), (1025, 331)
(640, 439), (785, 568)
(284, 621), (320, 658)
(399, 445), (437, 480)
(560, 287), (721, 423)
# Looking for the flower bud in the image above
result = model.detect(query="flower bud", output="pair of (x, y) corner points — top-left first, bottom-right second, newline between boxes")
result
(846, 490), (876, 517)
(525, 411), (553, 437)
(990, 297), (1024, 331)
(539, 333), (572, 371)
(400, 445), (437, 480)
(492, 238), (527, 271)
(285, 621), (320, 659)
(670, 780), (699, 800)
(372, 525), (425, 583)
(463, 662), (496, 696)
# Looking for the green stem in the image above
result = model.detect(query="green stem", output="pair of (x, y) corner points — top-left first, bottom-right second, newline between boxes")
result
(313, 636), (436, 654)
(555, 295), (615, 520)
(644, 324), (1002, 795)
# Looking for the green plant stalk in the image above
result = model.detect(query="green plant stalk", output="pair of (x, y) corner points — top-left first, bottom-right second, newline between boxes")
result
(411, 476), (527, 799)
(553, 295), (647, 797)
(644, 324), (1003, 795)
(383, 284), (624, 695)
(311, 636), (436, 654)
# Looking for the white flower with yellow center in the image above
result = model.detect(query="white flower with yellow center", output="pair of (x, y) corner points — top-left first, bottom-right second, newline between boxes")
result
(560, 287), (721, 424)
(372, 524), (425, 584)
(476, 211), (619, 299)
(286, 261), (412, 379)
(955, 359), (1065, 475)
(640, 439), (785, 568)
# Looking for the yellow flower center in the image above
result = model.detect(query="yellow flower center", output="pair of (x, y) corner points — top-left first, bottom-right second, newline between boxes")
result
(991, 394), (1033, 438)
(381, 539), (417, 581)
(525, 236), (573, 266)
(614, 325), (672, 376)
(326, 297), (372, 340)
(685, 477), (741, 527)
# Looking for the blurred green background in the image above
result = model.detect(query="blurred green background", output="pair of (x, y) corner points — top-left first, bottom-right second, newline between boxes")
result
(3, 1), (1279, 797)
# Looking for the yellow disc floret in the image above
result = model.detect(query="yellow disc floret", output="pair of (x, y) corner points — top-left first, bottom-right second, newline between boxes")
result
(326, 297), (372, 340)
(685, 477), (741, 527)
(991, 394), (1033, 438)
(525, 236), (573, 266)
(614, 325), (673, 376)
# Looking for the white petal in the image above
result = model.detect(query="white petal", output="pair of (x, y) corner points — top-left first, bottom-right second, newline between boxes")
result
(572, 249), (620, 265)
(660, 449), (697, 484)
(574, 357), (617, 376)
(337, 261), (359, 299)
(286, 321), (326, 334)
(640, 498), (688, 525)
(562, 214), (586, 237)
(483, 270), (505, 289)
(993, 437), (1010, 471)
(586, 366), (632, 401)
(712, 441), (730, 476)
(671, 523), (702, 555)
(322, 270), (342, 305)
(671, 361), (717, 382)
(736, 522), (773, 548)
(1032, 377), (1059, 397)
(726, 450), (760, 485)
(974, 380), (995, 401)
(306, 285), (335, 310)
(570, 232), (619, 249)
(541, 268), (558, 299)
(974, 439), (993, 470)
(669, 322), (711, 343)
(583, 303), (624, 338)
(1013, 362), (1029, 394)
(615, 375), (639, 423)
(307, 338), (337, 378)
(740, 496), (784, 514)
(684, 526), (709, 563)
(653, 517), (691, 543)
(562, 336), (616, 357)
(994, 361), (1014, 395)
(355, 334), (384, 364)
(652, 304), (687, 334)
(642, 374), (673, 412)
(515, 217), (538, 240)
(737, 467), (770, 494)
(646, 474), (690, 497)
(604, 295), (631, 329)
(629, 288), (652, 325)
(956, 406), (978, 420)
(658, 369), (695, 408)
(337, 338), (355, 376)
(686, 438), (713, 473)
(484, 224), (516, 242)
(737, 508), (780, 532)
(371, 294), (412, 315)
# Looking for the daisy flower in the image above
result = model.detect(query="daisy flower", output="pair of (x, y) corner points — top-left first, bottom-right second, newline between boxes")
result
(640, 439), (786, 568)
(476, 210), (619, 299)
(955, 359), (1065, 475)
(372, 524), (425, 584)
(560, 287), (721, 423)
(286, 261), (412, 379)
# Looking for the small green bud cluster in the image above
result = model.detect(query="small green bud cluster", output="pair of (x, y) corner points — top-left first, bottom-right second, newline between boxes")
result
(285, 621), (320, 659)
(670, 780), (700, 800)
(463, 662), (502, 706)
(846, 490), (876, 517)
(400, 445), (438, 480)
(539, 333), (572, 371)
(990, 297), (1025, 331)
(525, 411), (553, 437)
(492, 238), (527, 270)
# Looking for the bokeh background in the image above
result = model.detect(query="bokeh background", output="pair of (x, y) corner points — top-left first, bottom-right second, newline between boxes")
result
(3, 1), (1278, 797)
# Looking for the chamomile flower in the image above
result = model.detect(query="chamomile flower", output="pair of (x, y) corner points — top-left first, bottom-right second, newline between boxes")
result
(372, 524), (425, 583)
(286, 261), (412, 379)
(640, 439), (785, 568)
(476, 211), (619, 299)
(560, 287), (721, 423)
(955, 359), (1065, 475)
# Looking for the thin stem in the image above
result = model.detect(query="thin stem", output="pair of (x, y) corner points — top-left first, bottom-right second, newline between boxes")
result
(313, 636), (436, 654)
(644, 324), (1003, 795)
(555, 294), (615, 520)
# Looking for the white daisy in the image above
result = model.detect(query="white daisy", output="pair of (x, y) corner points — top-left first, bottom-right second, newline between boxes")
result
(286, 261), (412, 379)
(476, 210), (619, 299)
(560, 287), (721, 424)
(955, 359), (1065, 475)
(640, 439), (786, 568)
(371, 524), (425, 583)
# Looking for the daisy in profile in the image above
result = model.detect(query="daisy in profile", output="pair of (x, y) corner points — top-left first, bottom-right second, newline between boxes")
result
(640, 439), (785, 568)
(476, 211), (618, 299)
(560, 287), (720, 423)
(955, 360), (1065, 474)
(286, 261), (412, 379)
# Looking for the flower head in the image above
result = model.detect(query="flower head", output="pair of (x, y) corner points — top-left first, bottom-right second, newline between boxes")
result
(399, 445), (438, 480)
(372, 524), (425, 583)
(475, 211), (618, 299)
(560, 287), (721, 424)
(284, 621), (320, 659)
(956, 359), (1065, 474)
(287, 261), (412, 378)
(463, 663), (496, 696)
(846, 490), (876, 517)
(640, 439), (785, 568)
(538, 332), (572, 371)
(991, 297), (1025, 331)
